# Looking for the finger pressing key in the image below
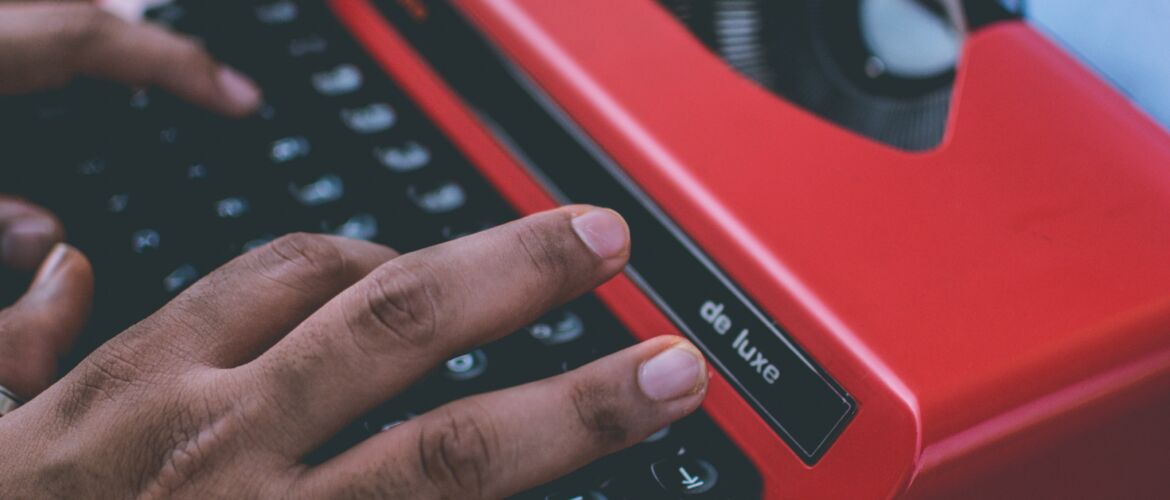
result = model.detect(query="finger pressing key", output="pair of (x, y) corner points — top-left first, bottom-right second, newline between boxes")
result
(299, 336), (708, 499)
(240, 206), (631, 457)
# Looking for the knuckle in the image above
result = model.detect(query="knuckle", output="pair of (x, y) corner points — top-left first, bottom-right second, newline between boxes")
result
(352, 260), (443, 350)
(57, 339), (153, 423)
(569, 379), (631, 446)
(514, 221), (576, 280)
(416, 406), (502, 497)
(253, 233), (348, 292)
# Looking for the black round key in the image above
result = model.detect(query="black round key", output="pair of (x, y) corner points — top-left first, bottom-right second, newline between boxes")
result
(406, 178), (467, 214)
(442, 349), (488, 381)
(162, 263), (201, 295)
(528, 308), (587, 346)
(642, 425), (671, 444)
(545, 490), (608, 500)
(651, 456), (719, 496)
(363, 410), (417, 435)
(131, 228), (163, 255)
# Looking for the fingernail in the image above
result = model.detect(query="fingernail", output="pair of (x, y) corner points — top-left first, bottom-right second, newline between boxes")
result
(638, 343), (706, 401)
(31, 243), (70, 290)
(1, 218), (58, 270)
(571, 208), (629, 259)
(217, 66), (262, 111)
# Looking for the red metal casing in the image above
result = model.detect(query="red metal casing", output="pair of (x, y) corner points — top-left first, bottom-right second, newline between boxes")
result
(330, 0), (1170, 497)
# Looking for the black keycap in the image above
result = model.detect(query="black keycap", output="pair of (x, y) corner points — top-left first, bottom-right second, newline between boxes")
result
(651, 456), (719, 496)
(527, 308), (588, 346)
(441, 349), (488, 382)
(252, 0), (301, 26)
(373, 140), (431, 173)
(339, 101), (397, 133)
(324, 212), (379, 241)
(406, 179), (468, 214)
(312, 64), (366, 97)
(163, 263), (201, 294)
(130, 228), (163, 255)
(287, 33), (332, 60)
(363, 409), (418, 435)
(268, 135), (313, 165)
(642, 425), (672, 445)
(289, 173), (345, 207)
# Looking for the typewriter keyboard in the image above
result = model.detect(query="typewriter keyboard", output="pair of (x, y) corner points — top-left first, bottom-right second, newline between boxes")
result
(0, 1), (761, 497)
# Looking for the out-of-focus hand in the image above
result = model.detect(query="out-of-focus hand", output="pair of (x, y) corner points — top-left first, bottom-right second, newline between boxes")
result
(0, 207), (709, 498)
(0, 1), (261, 115)
(0, 0), (262, 402)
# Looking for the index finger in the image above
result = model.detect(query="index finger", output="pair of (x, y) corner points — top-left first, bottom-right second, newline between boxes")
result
(240, 205), (631, 458)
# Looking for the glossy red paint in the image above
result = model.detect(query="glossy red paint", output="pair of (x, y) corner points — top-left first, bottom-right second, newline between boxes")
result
(331, 0), (1170, 497)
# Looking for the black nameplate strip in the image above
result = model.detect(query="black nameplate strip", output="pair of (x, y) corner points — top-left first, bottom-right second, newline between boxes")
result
(370, 0), (854, 463)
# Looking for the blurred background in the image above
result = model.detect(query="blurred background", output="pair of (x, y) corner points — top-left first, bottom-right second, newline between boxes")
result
(1028, 0), (1170, 132)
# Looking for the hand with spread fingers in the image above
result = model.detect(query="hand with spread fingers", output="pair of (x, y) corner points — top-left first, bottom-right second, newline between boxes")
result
(0, 4), (709, 498)
(0, 207), (708, 498)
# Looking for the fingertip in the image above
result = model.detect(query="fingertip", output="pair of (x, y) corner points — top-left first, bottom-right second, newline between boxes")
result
(570, 206), (630, 261)
(637, 337), (709, 402)
(215, 66), (262, 116)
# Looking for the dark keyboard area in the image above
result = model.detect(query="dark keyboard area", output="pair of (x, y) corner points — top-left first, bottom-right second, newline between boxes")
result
(0, 1), (761, 498)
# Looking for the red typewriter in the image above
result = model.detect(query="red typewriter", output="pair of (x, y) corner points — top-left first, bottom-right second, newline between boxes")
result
(7, 0), (1169, 497)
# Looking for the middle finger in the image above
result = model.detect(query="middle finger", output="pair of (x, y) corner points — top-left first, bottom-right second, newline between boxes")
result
(242, 206), (630, 458)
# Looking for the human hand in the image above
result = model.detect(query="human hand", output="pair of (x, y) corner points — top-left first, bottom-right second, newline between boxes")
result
(0, 0), (260, 115)
(0, 207), (709, 498)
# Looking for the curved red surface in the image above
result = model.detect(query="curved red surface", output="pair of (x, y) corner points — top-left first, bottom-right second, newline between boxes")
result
(331, 0), (1170, 497)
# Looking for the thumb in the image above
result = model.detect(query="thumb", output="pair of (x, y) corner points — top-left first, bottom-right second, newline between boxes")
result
(0, 244), (94, 400)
